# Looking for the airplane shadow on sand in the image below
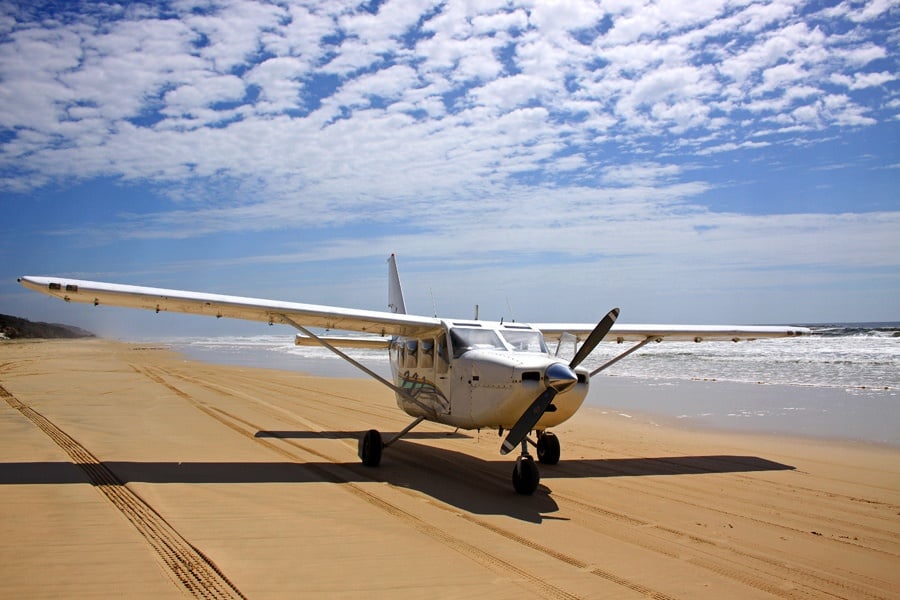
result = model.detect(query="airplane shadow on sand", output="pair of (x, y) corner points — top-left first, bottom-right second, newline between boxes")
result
(0, 432), (794, 524)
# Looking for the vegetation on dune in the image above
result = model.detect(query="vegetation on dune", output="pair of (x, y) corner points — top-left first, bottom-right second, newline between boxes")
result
(0, 314), (95, 339)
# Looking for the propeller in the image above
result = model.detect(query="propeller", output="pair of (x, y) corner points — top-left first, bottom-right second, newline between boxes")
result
(500, 308), (619, 455)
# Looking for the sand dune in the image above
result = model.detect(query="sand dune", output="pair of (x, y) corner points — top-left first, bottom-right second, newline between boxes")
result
(1, 339), (897, 598)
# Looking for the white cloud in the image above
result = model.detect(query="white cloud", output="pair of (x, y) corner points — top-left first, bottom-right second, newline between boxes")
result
(832, 71), (895, 90)
(836, 43), (888, 67)
(469, 73), (555, 111)
(163, 74), (246, 116)
(244, 57), (309, 114)
(600, 162), (682, 186)
(259, 2), (337, 59)
(182, 1), (286, 72)
(824, 0), (899, 23)
(471, 9), (528, 36)
(527, 0), (605, 35)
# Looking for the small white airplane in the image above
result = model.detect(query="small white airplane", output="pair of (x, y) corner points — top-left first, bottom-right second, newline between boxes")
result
(19, 256), (808, 494)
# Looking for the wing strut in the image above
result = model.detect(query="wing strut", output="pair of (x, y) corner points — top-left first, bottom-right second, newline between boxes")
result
(278, 314), (436, 416)
(589, 337), (656, 377)
(554, 332), (576, 357)
(383, 416), (425, 448)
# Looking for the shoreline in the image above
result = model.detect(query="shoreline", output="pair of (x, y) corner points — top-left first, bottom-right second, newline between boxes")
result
(1, 338), (898, 598)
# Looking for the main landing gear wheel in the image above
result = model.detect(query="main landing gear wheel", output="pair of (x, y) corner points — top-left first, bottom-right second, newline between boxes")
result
(359, 429), (383, 467)
(536, 431), (560, 465)
(512, 455), (540, 495)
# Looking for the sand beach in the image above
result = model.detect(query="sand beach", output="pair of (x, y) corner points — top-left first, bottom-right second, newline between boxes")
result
(1, 338), (898, 598)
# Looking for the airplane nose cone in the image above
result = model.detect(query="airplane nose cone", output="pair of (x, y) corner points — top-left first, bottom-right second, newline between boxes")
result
(545, 363), (578, 393)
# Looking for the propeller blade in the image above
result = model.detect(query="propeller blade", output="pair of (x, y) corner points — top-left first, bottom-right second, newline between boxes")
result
(569, 307), (619, 369)
(500, 363), (578, 454)
(501, 387), (557, 455)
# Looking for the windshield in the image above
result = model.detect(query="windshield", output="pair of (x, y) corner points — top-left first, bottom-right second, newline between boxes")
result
(449, 328), (506, 358)
(500, 330), (549, 354)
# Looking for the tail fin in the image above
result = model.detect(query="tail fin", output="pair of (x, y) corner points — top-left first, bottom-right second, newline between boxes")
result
(388, 254), (407, 314)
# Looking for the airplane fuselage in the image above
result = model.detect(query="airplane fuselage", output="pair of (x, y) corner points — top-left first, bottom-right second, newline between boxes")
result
(389, 320), (589, 431)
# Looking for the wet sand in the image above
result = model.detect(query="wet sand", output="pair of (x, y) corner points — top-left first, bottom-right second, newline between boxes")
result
(1, 339), (898, 599)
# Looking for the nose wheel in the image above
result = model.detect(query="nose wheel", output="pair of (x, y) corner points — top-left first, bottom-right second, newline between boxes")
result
(513, 455), (540, 495)
(511, 431), (562, 494)
(512, 440), (541, 495)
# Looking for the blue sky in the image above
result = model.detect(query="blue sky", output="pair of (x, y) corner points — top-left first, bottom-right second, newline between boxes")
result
(1, 0), (898, 338)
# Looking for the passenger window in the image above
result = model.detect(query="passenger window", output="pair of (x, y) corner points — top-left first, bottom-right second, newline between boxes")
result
(436, 333), (449, 373)
(420, 339), (434, 369)
(406, 340), (418, 368)
(391, 340), (401, 364)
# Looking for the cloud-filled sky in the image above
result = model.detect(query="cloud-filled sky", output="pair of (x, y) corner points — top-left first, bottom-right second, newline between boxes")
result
(2, 0), (898, 337)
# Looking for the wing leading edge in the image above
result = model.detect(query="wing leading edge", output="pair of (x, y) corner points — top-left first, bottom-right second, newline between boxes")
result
(18, 276), (443, 338)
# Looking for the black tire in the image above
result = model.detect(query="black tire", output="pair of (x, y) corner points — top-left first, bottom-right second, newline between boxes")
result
(512, 455), (540, 495)
(359, 429), (383, 467)
(536, 431), (560, 465)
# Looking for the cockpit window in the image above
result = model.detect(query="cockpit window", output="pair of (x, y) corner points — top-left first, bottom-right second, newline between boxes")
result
(500, 330), (549, 354)
(449, 328), (506, 358)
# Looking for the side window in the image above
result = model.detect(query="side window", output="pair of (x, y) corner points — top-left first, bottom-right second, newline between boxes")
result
(420, 339), (434, 369)
(394, 340), (405, 367)
(405, 340), (418, 369)
(436, 333), (449, 373)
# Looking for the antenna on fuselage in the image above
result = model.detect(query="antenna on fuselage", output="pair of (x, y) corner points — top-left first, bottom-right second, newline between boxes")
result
(474, 304), (479, 320)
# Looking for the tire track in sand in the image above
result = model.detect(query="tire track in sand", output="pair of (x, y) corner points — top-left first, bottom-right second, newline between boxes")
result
(0, 383), (245, 600)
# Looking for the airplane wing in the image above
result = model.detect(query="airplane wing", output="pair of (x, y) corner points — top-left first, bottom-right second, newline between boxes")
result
(18, 276), (443, 338)
(18, 275), (809, 343)
(535, 322), (809, 343)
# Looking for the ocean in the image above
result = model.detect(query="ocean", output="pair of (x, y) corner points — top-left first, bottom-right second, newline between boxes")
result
(153, 323), (899, 446)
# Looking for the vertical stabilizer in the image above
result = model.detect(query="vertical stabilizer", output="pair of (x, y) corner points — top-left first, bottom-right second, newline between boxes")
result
(388, 254), (407, 314)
